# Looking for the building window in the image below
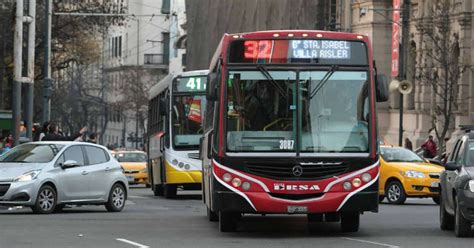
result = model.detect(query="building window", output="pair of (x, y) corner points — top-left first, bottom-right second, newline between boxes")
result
(162, 32), (170, 64)
(161, 0), (170, 14)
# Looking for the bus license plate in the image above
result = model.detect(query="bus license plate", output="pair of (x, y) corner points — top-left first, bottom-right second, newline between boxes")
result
(287, 206), (308, 213)
(431, 182), (439, 188)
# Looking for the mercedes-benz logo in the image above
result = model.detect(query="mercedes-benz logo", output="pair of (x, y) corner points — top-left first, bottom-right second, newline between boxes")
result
(292, 165), (303, 177)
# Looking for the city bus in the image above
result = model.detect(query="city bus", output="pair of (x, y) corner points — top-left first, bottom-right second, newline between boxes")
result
(148, 70), (208, 198)
(201, 30), (389, 232)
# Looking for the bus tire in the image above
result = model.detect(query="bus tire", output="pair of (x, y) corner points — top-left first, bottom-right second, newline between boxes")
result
(207, 207), (219, 222)
(219, 211), (239, 232)
(341, 212), (359, 232)
(153, 184), (164, 196)
(164, 184), (177, 199)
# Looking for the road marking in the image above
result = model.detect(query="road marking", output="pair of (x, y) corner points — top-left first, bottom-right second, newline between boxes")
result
(128, 195), (148, 199)
(116, 238), (149, 248)
(341, 237), (400, 248)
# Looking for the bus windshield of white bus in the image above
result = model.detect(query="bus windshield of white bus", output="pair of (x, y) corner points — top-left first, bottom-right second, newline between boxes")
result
(172, 76), (207, 150)
(226, 69), (369, 153)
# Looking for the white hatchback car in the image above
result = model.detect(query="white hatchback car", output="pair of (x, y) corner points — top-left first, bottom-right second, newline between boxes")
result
(0, 142), (128, 214)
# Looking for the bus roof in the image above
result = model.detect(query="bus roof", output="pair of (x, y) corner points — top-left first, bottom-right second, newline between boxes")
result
(148, 70), (209, 100)
(226, 30), (368, 41)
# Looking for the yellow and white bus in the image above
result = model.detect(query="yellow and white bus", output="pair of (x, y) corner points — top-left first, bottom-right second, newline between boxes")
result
(147, 70), (208, 198)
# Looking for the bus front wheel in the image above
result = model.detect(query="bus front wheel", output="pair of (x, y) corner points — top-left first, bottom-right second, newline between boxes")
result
(219, 211), (239, 232)
(341, 212), (359, 232)
(164, 184), (177, 199)
(153, 184), (164, 196)
(207, 207), (219, 222)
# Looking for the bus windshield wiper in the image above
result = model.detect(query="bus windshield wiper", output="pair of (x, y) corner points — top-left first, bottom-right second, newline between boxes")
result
(310, 65), (338, 99)
(256, 64), (286, 97)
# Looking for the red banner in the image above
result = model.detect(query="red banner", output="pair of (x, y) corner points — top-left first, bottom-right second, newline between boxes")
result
(391, 0), (401, 77)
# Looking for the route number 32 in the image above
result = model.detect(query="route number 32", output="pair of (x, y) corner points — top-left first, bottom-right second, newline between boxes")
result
(279, 140), (295, 150)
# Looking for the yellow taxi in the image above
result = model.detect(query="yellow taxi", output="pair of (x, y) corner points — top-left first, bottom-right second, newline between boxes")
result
(379, 146), (444, 204)
(112, 150), (149, 186)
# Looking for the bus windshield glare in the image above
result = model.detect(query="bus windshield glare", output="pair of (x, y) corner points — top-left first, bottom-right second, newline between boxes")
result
(226, 69), (369, 153)
(172, 76), (207, 149)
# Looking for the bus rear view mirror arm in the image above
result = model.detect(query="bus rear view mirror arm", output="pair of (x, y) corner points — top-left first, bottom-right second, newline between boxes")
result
(376, 74), (389, 102)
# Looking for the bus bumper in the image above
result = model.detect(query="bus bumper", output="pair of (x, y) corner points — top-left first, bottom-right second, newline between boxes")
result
(212, 178), (379, 214)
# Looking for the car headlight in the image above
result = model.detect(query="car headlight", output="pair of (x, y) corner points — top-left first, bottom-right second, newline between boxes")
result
(468, 180), (474, 193)
(14, 170), (41, 182)
(404, 170), (425, 178)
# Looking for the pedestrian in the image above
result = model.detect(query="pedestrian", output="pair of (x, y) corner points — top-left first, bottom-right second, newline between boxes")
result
(2, 133), (13, 154)
(42, 123), (87, 141)
(87, 133), (97, 144)
(404, 137), (413, 151)
(35, 121), (50, 141)
(421, 135), (437, 158)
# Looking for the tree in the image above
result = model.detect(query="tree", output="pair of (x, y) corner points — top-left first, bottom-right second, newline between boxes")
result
(415, 0), (466, 153)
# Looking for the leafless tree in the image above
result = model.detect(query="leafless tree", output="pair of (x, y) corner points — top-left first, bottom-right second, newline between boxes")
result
(415, 0), (466, 152)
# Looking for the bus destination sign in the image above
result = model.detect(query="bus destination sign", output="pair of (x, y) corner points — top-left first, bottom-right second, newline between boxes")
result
(289, 40), (351, 59)
(173, 76), (207, 93)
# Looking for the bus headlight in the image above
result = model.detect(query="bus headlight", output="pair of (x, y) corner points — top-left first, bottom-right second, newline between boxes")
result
(242, 182), (251, 190)
(352, 178), (362, 187)
(178, 162), (184, 168)
(223, 173), (232, 182)
(343, 181), (352, 191)
(184, 164), (190, 170)
(361, 173), (372, 182)
(404, 171), (425, 178)
(231, 178), (242, 187)
(172, 159), (178, 165)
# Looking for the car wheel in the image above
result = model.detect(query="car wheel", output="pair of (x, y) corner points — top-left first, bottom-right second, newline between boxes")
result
(207, 207), (219, 222)
(31, 185), (57, 214)
(455, 199), (471, 237)
(219, 211), (239, 232)
(341, 212), (360, 232)
(386, 180), (406, 204)
(105, 183), (127, 212)
(440, 194), (454, 230)
(53, 204), (65, 213)
(164, 184), (177, 199)
(432, 196), (440, 205)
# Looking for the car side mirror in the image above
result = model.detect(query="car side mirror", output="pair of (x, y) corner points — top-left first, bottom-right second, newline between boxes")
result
(427, 159), (443, 166)
(61, 160), (78, 169)
(375, 74), (389, 102)
(444, 161), (460, 171)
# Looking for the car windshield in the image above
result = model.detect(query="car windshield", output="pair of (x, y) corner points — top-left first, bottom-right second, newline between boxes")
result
(225, 70), (369, 153)
(0, 143), (64, 163)
(465, 142), (474, 166)
(114, 152), (147, 162)
(380, 147), (424, 163)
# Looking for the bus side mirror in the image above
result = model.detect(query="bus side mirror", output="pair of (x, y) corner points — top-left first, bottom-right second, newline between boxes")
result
(375, 74), (389, 102)
(206, 73), (218, 101)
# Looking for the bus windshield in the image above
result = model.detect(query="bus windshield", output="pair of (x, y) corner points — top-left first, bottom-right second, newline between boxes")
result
(172, 76), (207, 150)
(226, 69), (369, 153)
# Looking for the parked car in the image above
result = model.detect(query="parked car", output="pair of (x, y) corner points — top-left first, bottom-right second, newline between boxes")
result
(0, 142), (128, 214)
(379, 146), (444, 204)
(112, 150), (149, 187)
(439, 128), (474, 237)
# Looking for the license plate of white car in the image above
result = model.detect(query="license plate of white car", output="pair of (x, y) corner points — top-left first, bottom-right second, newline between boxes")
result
(287, 206), (308, 213)
(431, 182), (439, 188)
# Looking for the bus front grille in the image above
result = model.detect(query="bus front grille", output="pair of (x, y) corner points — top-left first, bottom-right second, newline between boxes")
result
(245, 162), (348, 180)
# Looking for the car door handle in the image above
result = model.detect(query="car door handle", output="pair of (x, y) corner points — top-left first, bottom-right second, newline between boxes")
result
(82, 171), (89, 175)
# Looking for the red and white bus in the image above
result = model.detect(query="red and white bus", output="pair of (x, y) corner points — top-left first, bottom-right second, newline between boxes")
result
(201, 30), (389, 232)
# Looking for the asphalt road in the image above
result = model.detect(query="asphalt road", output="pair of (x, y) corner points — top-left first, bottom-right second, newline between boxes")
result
(1, 186), (474, 248)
